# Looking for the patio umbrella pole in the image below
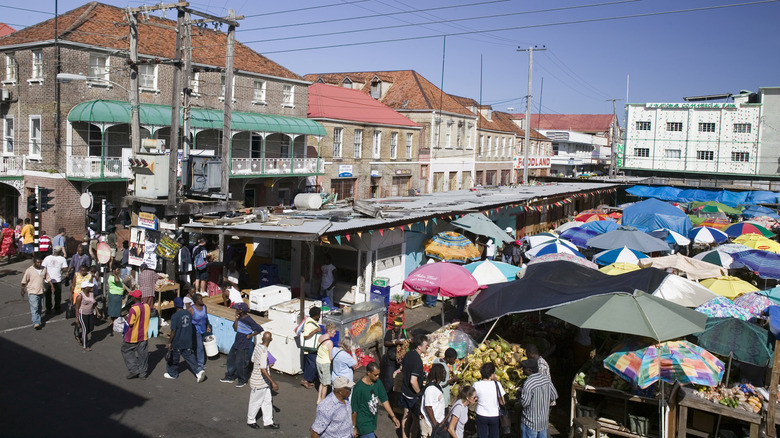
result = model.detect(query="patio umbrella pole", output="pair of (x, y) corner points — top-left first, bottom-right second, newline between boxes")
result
(482, 318), (500, 343)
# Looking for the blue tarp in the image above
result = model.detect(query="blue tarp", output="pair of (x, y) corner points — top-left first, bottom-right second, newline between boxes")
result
(579, 220), (620, 234)
(743, 206), (780, 219)
(626, 185), (780, 207)
(622, 198), (693, 235)
(747, 191), (779, 205)
(768, 306), (780, 338)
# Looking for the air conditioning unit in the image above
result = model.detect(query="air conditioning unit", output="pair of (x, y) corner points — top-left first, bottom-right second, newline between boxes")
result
(0, 89), (9, 101)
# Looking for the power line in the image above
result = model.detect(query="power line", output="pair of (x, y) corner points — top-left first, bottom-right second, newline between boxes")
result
(0, 3), (54, 15)
(244, 0), (371, 18)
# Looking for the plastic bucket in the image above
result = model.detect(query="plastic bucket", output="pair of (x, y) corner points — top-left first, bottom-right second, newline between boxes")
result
(203, 335), (219, 357)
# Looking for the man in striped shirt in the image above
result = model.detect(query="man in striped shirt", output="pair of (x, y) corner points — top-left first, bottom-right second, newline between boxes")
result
(520, 358), (558, 438)
(122, 290), (151, 380)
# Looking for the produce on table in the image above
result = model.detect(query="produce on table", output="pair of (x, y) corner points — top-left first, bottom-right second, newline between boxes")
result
(451, 337), (527, 406)
(694, 383), (763, 414)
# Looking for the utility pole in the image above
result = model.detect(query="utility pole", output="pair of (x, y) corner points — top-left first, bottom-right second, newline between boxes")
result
(181, 9), (192, 160)
(128, 10), (140, 154)
(169, 9), (184, 204)
(606, 98), (623, 178)
(517, 45), (545, 185)
(220, 9), (237, 199)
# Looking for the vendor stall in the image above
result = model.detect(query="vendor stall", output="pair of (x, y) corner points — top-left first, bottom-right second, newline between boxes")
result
(322, 301), (386, 349)
(155, 282), (180, 314)
(676, 386), (760, 438)
(204, 295), (269, 354)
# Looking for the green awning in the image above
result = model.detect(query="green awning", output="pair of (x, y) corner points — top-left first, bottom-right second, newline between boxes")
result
(68, 100), (326, 136)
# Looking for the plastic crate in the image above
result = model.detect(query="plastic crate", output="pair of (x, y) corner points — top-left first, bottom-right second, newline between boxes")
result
(258, 264), (279, 287)
(370, 285), (390, 307)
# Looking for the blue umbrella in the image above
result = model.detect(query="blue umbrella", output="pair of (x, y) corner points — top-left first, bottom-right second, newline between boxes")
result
(559, 227), (599, 248)
(463, 260), (522, 282)
(759, 286), (780, 305)
(593, 246), (650, 266)
(731, 250), (780, 279)
(648, 228), (691, 246)
(688, 226), (729, 244)
(579, 220), (619, 234)
(526, 242), (585, 259)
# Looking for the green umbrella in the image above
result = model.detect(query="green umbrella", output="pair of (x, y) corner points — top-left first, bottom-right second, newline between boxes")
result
(689, 201), (744, 215)
(693, 317), (774, 366)
(450, 213), (513, 244)
(546, 290), (707, 342)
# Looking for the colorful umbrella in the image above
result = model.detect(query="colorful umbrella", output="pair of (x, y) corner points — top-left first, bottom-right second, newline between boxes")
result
(733, 234), (780, 253)
(733, 292), (776, 318)
(593, 246), (650, 266)
(575, 212), (610, 222)
(559, 227), (599, 248)
(716, 243), (752, 254)
(746, 216), (779, 230)
(731, 250), (780, 279)
(463, 260), (521, 284)
(526, 252), (598, 269)
(694, 317), (774, 366)
(424, 231), (481, 263)
(402, 262), (484, 297)
(690, 201), (743, 215)
(599, 262), (641, 275)
(525, 234), (576, 249)
(700, 276), (759, 299)
(699, 217), (732, 229)
(555, 221), (585, 234)
(693, 250), (735, 268)
(695, 296), (753, 321)
(688, 226), (729, 244)
(649, 228), (691, 246)
(579, 220), (620, 234)
(721, 222), (774, 238)
(525, 242), (585, 259)
(604, 339), (724, 389)
(608, 212), (623, 219)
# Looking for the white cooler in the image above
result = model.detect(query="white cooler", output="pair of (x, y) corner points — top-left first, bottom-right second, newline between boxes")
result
(249, 285), (292, 313)
(263, 319), (303, 375)
(267, 298), (322, 325)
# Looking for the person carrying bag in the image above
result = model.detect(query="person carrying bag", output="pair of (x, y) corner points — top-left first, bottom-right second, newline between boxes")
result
(495, 381), (511, 435)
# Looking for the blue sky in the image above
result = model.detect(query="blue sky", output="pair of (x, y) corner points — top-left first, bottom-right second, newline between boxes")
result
(5, 0), (779, 122)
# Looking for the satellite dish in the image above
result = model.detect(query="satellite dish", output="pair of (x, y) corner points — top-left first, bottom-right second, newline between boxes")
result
(80, 192), (93, 210)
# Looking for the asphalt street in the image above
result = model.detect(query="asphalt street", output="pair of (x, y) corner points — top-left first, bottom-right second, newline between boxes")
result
(1, 258), (416, 438)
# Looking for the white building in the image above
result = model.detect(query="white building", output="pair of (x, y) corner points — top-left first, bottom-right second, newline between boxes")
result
(537, 129), (607, 176)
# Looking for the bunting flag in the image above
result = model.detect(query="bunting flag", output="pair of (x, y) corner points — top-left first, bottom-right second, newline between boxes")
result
(369, 230), (374, 235)
(321, 236), (330, 245)
(335, 235), (342, 245)
(345, 234), (351, 242)
(357, 231), (363, 239)
(389, 227), (395, 232)
(379, 229), (384, 236)
(424, 220), (429, 227)
(432, 218), (438, 224)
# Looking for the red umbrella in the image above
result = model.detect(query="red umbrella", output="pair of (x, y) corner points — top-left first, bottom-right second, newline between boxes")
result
(402, 262), (485, 297)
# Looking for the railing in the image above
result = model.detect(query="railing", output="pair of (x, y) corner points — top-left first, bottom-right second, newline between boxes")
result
(0, 155), (24, 176)
(231, 157), (323, 176)
(67, 155), (125, 178)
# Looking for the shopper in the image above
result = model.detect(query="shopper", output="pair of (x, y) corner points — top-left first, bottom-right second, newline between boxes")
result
(400, 334), (429, 438)
(352, 361), (400, 437)
(164, 297), (205, 383)
(331, 337), (359, 384)
(0, 222), (16, 261)
(311, 376), (355, 438)
(420, 363), (446, 438)
(75, 281), (100, 351)
(122, 290), (151, 380)
(316, 322), (338, 404)
(41, 246), (68, 314)
(520, 358), (558, 438)
(137, 264), (159, 308)
(38, 230), (51, 255)
(246, 331), (280, 430)
(70, 264), (91, 305)
(67, 245), (90, 285)
(105, 266), (124, 336)
(473, 362), (506, 438)
(382, 317), (408, 394)
(525, 344), (550, 377)
(300, 306), (322, 390)
(192, 238), (209, 295)
(20, 218), (34, 256)
(52, 228), (67, 257)
(21, 256), (51, 330)
(220, 302), (263, 388)
(433, 348), (460, 407)
(447, 385), (477, 438)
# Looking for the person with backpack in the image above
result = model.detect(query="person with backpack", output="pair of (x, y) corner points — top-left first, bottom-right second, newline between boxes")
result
(300, 307), (322, 390)
(420, 363), (447, 438)
(192, 238), (209, 295)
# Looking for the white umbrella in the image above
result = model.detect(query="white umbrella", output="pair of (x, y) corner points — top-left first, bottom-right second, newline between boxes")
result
(555, 221), (585, 233)
(651, 274), (720, 307)
(652, 228), (691, 246)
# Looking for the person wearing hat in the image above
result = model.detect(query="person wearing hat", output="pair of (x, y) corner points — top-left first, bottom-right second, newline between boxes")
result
(311, 376), (355, 438)
(520, 358), (558, 438)
(75, 280), (100, 351)
(246, 331), (279, 430)
(165, 297), (205, 383)
(42, 246), (68, 314)
(381, 316), (408, 394)
(122, 289), (151, 379)
(220, 302), (263, 388)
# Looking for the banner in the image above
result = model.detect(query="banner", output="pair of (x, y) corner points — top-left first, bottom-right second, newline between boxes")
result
(155, 234), (181, 261)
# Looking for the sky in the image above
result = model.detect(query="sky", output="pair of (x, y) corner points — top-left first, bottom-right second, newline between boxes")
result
(3, 0), (780, 123)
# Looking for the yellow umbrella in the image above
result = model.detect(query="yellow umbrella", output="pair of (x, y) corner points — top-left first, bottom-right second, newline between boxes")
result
(599, 262), (641, 275)
(700, 276), (759, 299)
(733, 234), (780, 253)
(424, 231), (481, 263)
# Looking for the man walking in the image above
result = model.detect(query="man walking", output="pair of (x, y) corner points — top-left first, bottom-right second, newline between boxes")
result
(192, 238), (209, 295)
(311, 376), (355, 438)
(352, 361), (400, 438)
(122, 290), (151, 380)
(400, 334), (429, 438)
(220, 302), (263, 387)
(21, 256), (51, 330)
(520, 358), (558, 438)
(20, 218), (34, 257)
(164, 297), (205, 383)
(247, 331), (280, 430)
(300, 306), (321, 389)
(41, 246), (68, 314)
(52, 228), (67, 257)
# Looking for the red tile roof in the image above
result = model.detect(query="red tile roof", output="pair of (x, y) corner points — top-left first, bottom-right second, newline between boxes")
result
(308, 83), (419, 128)
(304, 70), (475, 116)
(0, 23), (15, 38)
(0, 2), (301, 80)
(512, 114), (615, 133)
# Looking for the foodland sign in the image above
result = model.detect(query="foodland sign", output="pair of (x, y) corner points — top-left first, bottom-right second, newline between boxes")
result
(513, 156), (551, 169)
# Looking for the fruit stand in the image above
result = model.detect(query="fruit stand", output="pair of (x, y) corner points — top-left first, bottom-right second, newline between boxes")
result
(676, 386), (761, 438)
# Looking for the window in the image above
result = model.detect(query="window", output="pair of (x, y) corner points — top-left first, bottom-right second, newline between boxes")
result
(332, 127), (342, 158)
(31, 50), (43, 79)
(88, 53), (109, 82)
(466, 131), (472, 149)
(253, 80), (266, 103)
(433, 126), (440, 148)
(390, 132), (398, 159)
(372, 130), (381, 158)
(220, 74), (235, 100)
(636, 121), (651, 131)
(420, 164), (428, 179)
(634, 148), (650, 157)
(734, 123), (751, 133)
(3, 117), (12, 154)
(665, 149), (681, 159)
(139, 64), (156, 89)
(353, 129), (362, 158)
(698, 122), (716, 133)
(479, 135), (484, 156)
(280, 137), (290, 157)
(342, 78), (352, 88)
(445, 125), (451, 148)
(189, 72), (199, 96)
(4, 54), (16, 82)
(87, 124), (102, 157)
(666, 122), (682, 132)
(370, 80), (381, 99)
(731, 152), (750, 162)
(282, 84), (294, 107)
(406, 133), (413, 158)
(697, 150), (714, 160)
(502, 138), (508, 157)
(29, 116), (41, 158)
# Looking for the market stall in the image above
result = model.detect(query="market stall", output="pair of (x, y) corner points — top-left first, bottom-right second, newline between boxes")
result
(676, 386), (761, 438)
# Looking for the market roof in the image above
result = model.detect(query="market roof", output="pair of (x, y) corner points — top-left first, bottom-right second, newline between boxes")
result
(307, 83), (419, 128)
(68, 100), (326, 136)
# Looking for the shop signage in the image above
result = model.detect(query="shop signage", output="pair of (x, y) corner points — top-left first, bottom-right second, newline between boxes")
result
(155, 234), (181, 261)
(646, 103), (736, 109)
(137, 212), (157, 230)
(338, 164), (353, 177)
(371, 170), (380, 177)
(394, 169), (412, 176)
(513, 156), (552, 169)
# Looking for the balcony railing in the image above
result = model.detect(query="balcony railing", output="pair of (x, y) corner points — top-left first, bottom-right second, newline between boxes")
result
(0, 155), (25, 176)
(67, 155), (125, 178)
(231, 157), (324, 176)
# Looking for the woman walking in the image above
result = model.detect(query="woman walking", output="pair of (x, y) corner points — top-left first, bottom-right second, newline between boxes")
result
(106, 266), (125, 336)
(0, 223), (16, 261)
(420, 363), (447, 438)
(472, 363), (506, 438)
(316, 322), (337, 404)
(330, 337), (359, 384)
(189, 293), (211, 369)
(75, 281), (100, 351)
(447, 385), (477, 438)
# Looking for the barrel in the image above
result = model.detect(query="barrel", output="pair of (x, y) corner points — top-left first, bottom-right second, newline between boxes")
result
(294, 193), (323, 210)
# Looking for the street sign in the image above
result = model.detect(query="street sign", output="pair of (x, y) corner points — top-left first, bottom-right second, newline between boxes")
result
(96, 241), (111, 264)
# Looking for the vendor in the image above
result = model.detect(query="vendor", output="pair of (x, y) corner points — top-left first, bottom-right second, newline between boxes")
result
(222, 277), (243, 308)
(433, 348), (460, 407)
(381, 317), (408, 394)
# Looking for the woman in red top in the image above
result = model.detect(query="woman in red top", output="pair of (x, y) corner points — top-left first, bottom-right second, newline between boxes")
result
(0, 223), (16, 260)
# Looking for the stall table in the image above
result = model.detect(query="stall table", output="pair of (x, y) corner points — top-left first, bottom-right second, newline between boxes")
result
(571, 383), (659, 438)
(676, 387), (760, 438)
(155, 283), (180, 314)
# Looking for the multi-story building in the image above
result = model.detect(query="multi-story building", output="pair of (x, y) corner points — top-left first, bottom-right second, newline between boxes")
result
(0, 3), (323, 244)
(307, 83), (422, 199)
(624, 89), (780, 178)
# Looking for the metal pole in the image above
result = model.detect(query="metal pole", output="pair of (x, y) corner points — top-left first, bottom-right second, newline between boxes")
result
(518, 45), (545, 185)
(220, 9), (236, 199)
(169, 9), (183, 204)
(34, 185), (40, 253)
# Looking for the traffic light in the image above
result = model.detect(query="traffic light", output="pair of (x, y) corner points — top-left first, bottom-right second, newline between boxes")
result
(27, 194), (38, 214)
(39, 188), (54, 212)
(87, 211), (101, 233)
(105, 203), (117, 232)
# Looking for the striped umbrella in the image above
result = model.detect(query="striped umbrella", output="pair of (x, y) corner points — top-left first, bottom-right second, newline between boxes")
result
(526, 252), (598, 269)
(555, 221), (585, 234)
(525, 242), (585, 259)
(693, 250), (735, 268)
(700, 276), (759, 299)
(733, 292), (776, 318)
(575, 212), (611, 222)
(525, 234), (577, 249)
(695, 296), (753, 321)
(463, 260), (522, 284)
(688, 226), (729, 244)
(424, 231), (481, 263)
(733, 234), (780, 253)
(650, 228), (691, 246)
(604, 339), (724, 389)
(699, 217), (732, 229)
(559, 227), (599, 248)
(593, 246), (649, 266)
(731, 250), (780, 279)
(721, 222), (774, 238)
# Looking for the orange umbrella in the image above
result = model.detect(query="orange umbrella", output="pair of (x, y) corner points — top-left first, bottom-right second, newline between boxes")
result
(699, 217), (731, 228)
(575, 213), (610, 222)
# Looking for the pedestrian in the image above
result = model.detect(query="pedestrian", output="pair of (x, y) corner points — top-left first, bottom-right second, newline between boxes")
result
(520, 358), (558, 438)
(122, 289), (151, 380)
(119, 241), (130, 278)
(67, 245), (90, 284)
(300, 306), (322, 390)
(21, 256), (51, 330)
(525, 344), (550, 377)
(352, 361), (401, 438)
(75, 281), (100, 351)
(52, 228), (67, 257)
(311, 376), (355, 438)
(473, 362), (506, 438)
(113, 239), (125, 274)
(176, 239), (192, 289)
(14, 219), (23, 253)
(20, 218), (34, 256)
(192, 238), (209, 295)
(485, 238), (496, 261)
(382, 317), (408, 394)
(331, 337), (359, 384)
(222, 277), (243, 307)
(316, 322), (338, 404)
(447, 385), (477, 438)
(433, 347), (461, 408)
(38, 230), (51, 255)
(137, 264), (160, 308)
(78, 235), (89, 255)
(0, 222), (16, 261)
(164, 297), (206, 382)
(246, 331), (280, 430)
(420, 363), (447, 438)
(319, 255), (337, 306)
(188, 293), (211, 370)
(41, 246), (68, 314)
(220, 302), (263, 388)
(70, 264), (91, 305)
(106, 266), (125, 336)
(88, 232), (100, 261)
(400, 334), (429, 438)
